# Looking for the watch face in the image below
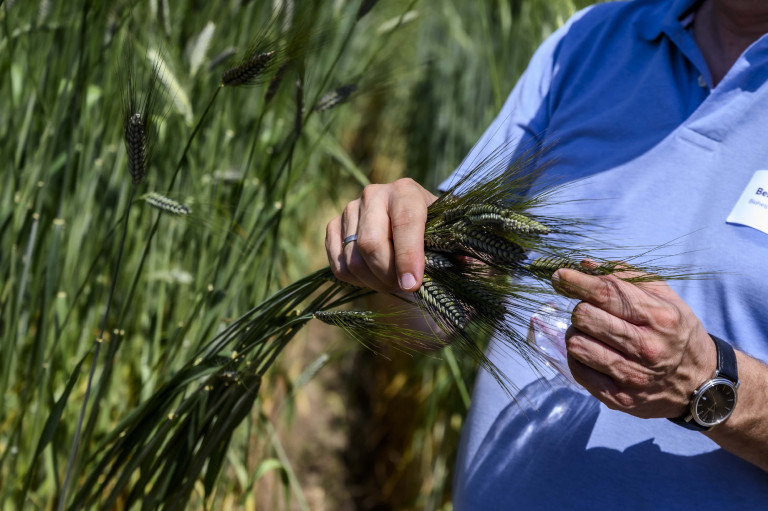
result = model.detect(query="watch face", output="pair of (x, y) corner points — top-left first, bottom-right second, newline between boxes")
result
(693, 379), (737, 427)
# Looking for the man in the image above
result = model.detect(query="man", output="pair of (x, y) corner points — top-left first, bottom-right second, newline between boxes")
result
(326, 0), (768, 508)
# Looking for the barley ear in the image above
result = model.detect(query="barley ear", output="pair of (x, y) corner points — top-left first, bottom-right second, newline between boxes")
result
(416, 276), (469, 330)
(141, 192), (191, 216)
(526, 256), (613, 279)
(120, 40), (164, 186)
(125, 113), (148, 185)
(313, 310), (375, 329)
(357, 0), (379, 20)
(314, 84), (358, 112)
(221, 50), (277, 87)
(264, 61), (290, 104)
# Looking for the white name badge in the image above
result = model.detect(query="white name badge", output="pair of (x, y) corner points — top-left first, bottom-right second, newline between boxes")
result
(726, 170), (768, 235)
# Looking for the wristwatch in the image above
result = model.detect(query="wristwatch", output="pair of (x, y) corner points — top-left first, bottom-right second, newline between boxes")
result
(669, 334), (739, 431)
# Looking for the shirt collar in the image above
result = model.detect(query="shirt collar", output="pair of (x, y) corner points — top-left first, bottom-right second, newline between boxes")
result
(634, 0), (702, 41)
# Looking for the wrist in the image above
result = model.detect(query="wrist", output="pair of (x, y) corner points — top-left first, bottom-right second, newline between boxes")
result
(690, 326), (718, 387)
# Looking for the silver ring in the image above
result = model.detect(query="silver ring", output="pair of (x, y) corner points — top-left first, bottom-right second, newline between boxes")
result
(342, 234), (358, 249)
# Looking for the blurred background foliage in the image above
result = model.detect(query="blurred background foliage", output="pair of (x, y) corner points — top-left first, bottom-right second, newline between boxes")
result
(0, 0), (593, 509)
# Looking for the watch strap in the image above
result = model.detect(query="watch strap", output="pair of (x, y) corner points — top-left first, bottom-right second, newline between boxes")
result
(669, 415), (710, 431)
(710, 334), (738, 384)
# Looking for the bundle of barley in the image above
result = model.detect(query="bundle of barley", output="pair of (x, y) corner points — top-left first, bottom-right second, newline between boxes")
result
(68, 138), (700, 509)
(313, 146), (694, 392)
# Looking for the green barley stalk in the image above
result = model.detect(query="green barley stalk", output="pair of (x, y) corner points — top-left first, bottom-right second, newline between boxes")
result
(69, 269), (371, 509)
(8, 3), (95, 503)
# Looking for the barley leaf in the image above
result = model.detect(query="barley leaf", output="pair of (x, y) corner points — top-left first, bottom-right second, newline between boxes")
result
(188, 21), (215, 77)
(148, 47), (194, 125)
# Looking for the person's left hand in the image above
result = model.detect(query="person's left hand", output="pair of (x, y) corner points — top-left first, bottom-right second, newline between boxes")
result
(552, 265), (717, 419)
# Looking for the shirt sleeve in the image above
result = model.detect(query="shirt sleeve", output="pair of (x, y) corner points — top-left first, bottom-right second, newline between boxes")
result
(437, 7), (593, 193)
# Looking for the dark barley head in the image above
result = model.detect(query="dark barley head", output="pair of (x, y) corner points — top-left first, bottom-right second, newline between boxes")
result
(221, 50), (277, 87)
(264, 61), (291, 104)
(125, 113), (147, 185)
(314, 84), (358, 112)
(356, 0), (379, 20)
(120, 42), (164, 186)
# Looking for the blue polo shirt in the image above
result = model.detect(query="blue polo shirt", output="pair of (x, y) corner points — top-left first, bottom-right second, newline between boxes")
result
(441, 0), (768, 509)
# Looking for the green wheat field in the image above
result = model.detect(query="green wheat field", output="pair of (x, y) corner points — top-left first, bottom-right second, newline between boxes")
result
(0, 1), (591, 509)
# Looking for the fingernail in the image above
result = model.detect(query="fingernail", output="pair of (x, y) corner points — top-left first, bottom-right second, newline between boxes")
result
(399, 272), (416, 291)
(551, 270), (565, 293)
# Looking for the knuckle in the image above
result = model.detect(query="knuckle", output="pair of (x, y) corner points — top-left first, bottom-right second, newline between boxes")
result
(394, 243), (420, 261)
(592, 279), (615, 307)
(611, 391), (636, 410)
(564, 334), (578, 352)
(325, 220), (337, 245)
(392, 208), (426, 234)
(360, 184), (382, 202)
(394, 177), (417, 190)
(652, 304), (682, 332)
(356, 232), (383, 256)
(637, 341), (664, 366)
(619, 365), (649, 388)
(330, 264), (349, 281)
(607, 320), (634, 346)
(570, 302), (588, 327)
(391, 210), (416, 229)
(564, 326), (581, 350)
(343, 201), (358, 217)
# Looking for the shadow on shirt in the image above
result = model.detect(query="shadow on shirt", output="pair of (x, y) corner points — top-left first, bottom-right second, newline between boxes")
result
(455, 378), (768, 511)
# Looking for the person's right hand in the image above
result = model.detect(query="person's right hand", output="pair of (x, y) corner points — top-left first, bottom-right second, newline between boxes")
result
(325, 178), (438, 294)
